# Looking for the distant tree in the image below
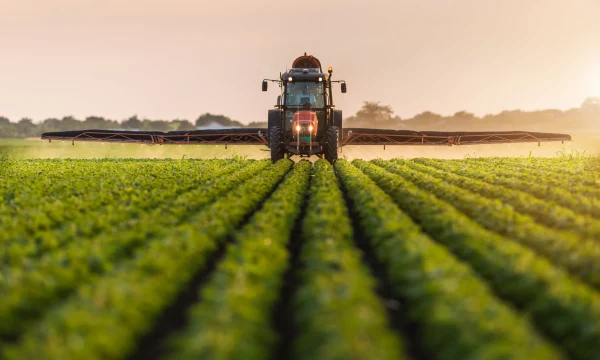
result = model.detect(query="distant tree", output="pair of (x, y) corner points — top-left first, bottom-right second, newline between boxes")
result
(356, 101), (396, 123)
(122, 115), (142, 129)
(410, 111), (442, 123)
(0, 117), (15, 138)
(0, 124), (17, 138)
(3, 96), (599, 138)
(60, 116), (82, 131)
(141, 119), (171, 131)
(16, 118), (36, 137)
(453, 111), (476, 119)
(247, 121), (268, 128)
(195, 113), (243, 128)
(171, 119), (195, 131)
(38, 118), (59, 133)
(84, 116), (115, 130)
(345, 101), (401, 128)
(413, 111), (442, 119)
(402, 111), (443, 130)
(449, 111), (479, 128)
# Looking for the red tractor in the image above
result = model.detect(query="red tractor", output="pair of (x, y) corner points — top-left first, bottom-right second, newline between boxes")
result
(262, 54), (346, 162)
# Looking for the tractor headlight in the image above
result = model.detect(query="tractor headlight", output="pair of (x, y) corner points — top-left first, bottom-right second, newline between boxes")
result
(309, 125), (314, 131)
(295, 125), (301, 132)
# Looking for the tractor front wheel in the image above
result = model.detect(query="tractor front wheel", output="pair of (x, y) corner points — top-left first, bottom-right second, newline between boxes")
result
(325, 126), (339, 163)
(269, 126), (284, 162)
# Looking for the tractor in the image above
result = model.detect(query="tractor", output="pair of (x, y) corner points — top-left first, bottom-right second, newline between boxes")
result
(262, 54), (346, 162)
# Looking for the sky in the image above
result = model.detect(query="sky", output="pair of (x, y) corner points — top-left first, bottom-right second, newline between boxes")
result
(0, 0), (599, 124)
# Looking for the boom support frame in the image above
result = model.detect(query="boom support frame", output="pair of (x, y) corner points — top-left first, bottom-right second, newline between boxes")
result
(42, 128), (571, 147)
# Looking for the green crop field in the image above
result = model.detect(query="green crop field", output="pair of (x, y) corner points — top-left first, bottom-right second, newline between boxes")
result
(2, 155), (600, 359)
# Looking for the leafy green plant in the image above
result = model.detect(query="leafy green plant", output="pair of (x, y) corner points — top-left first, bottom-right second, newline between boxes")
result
(164, 160), (310, 360)
(3, 160), (292, 359)
(376, 159), (600, 288)
(2, 155), (600, 359)
(354, 159), (600, 360)
(0, 160), (271, 338)
(337, 159), (562, 360)
(293, 159), (406, 360)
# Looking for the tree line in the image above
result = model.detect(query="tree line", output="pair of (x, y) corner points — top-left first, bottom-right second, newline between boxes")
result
(0, 113), (267, 138)
(1, 98), (599, 138)
(345, 97), (600, 133)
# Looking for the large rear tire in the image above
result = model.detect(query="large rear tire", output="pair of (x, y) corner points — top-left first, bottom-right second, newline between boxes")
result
(333, 110), (343, 142)
(325, 126), (339, 163)
(270, 126), (284, 163)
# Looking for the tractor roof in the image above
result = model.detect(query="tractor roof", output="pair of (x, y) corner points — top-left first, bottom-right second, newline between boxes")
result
(281, 68), (327, 82)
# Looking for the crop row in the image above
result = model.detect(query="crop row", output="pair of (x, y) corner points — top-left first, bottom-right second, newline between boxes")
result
(405, 158), (600, 240)
(164, 160), (311, 359)
(376, 159), (600, 288)
(1, 159), (249, 260)
(463, 155), (600, 175)
(0, 159), (101, 200)
(0, 160), (162, 222)
(438, 158), (600, 199)
(462, 155), (599, 170)
(419, 158), (600, 219)
(1, 161), (135, 233)
(3, 159), (293, 359)
(465, 157), (600, 190)
(293, 160), (404, 360)
(0, 159), (234, 241)
(355, 159), (600, 360)
(0, 160), (271, 338)
(336, 160), (562, 359)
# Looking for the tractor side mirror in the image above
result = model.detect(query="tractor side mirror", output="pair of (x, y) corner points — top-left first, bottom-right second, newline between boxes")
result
(277, 95), (281, 106)
(341, 83), (347, 93)
(262, 81), (268, 91)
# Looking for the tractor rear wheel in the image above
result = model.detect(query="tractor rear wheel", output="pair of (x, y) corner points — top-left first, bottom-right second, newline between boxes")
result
(269, 126), (284, 162)
(325, 126), (339, 163)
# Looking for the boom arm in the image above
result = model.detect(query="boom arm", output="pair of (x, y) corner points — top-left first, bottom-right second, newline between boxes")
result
(41, 128), (570, 147)
(41, 129), (269, 145)
(341, 128), (572, 146)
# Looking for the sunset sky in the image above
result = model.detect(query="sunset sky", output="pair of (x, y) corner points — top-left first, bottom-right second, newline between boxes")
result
(0, 0), (599, 124)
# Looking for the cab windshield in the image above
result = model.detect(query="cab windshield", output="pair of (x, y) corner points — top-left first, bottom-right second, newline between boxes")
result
(285, 82), (325, 108)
